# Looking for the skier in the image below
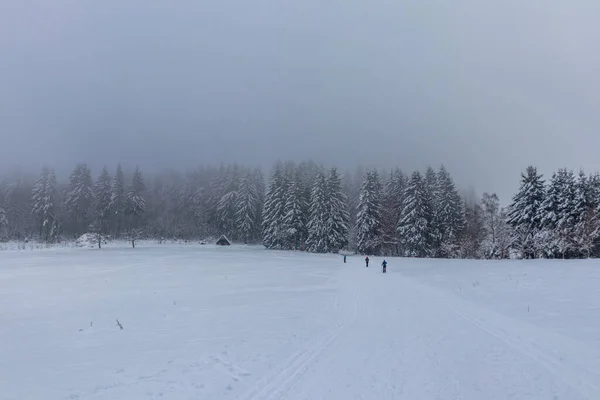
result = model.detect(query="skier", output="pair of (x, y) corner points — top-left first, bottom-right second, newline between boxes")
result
(365, 256), (369, 267)
(343, 255), (347, 263)
(381, 259), (387, 273)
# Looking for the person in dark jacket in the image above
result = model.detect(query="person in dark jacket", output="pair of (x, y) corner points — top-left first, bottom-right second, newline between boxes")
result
(381, 259), (387, 273)
(343, 255), (347, 263)
(365, 256), (369, 267)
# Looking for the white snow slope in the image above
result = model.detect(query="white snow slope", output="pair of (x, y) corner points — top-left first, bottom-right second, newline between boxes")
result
(1, 245), (600, 400)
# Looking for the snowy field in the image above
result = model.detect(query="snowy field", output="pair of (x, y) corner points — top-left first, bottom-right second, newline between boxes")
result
(2, 245), (600, 399)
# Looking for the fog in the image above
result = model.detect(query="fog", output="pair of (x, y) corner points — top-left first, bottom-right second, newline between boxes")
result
(2, 0), (600, 201)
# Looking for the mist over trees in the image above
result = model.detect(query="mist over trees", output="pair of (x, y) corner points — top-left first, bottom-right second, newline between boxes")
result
(1, 162), (600, 259)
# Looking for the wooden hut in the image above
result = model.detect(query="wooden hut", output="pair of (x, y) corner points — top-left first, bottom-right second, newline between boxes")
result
(216, 235), (231, 246)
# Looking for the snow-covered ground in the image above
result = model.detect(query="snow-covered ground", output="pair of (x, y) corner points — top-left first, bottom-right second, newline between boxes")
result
(1, 245), (600, 399)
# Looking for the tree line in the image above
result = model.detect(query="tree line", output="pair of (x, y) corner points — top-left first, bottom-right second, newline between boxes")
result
(1, 161), (599, 259)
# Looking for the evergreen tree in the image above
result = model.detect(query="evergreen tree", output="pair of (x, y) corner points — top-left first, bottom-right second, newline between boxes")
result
(217, 165), (241, 238)
(326, 167), (349, 252)
(235, 172), (259, 244)
(481, 193), (504, 259)
(538, 170), (564, 258)
(0, 205), (8, 242)
(572, 170), (599, 258)
(381, 168), (405, 255)
(64, 163), (93, 236)
(125, 166), (146, 246)
(555, 169), (577, 258)
(507, 166), (545, 259)
(110, 164), (126, 237)
(251, 168), (266, 241)
(31, 167), (59, 242)
(306, 172), (329, 253)
(262, 165), (288, 249)
(397, 171), (433, 257)
(435, 165), (465, 257)
(282, 171), (307, 250)
(355, 170), (383, 255)
(90, 167), (112, 248)
(497, 207), (513, 259)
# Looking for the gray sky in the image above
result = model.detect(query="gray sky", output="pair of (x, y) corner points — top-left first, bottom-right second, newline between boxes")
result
(1, 0), (600, 201)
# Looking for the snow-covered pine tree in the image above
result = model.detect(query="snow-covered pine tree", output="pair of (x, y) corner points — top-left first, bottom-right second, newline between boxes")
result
(31, 167), (59, 242)
(110, 164), (126, 238)
(355, 170), (383, 255)
(326, 167), (349, 253)
(90, 167), (112, 248)
(381, 168), (405, 255)
(571, 170), (599, 258)
(507, 166), (545, 259)
(537, 170), (564, 258)
(124, 166), (146, 246)
(397, 171), (433, 257)
(589, 173), (600, 257)
(236, 172), (259, 244)
(497, 207), (513, 259)
(424, 166), (440, 255)
(262, 165), (288, 249)
(0, 205), (8, 242)
(64, 163), (93, 236)
(282, 171), (307, 250)
(307, 172), (329, 253)
(206, 165), (227, 235)
(435, 165), (465, 257)
(555, 169), (577, 258)
(31, 169), (47, 239)
(217, 165), (241, 239)
(481, 193), (502, 259)
(347, 166), (365, 250)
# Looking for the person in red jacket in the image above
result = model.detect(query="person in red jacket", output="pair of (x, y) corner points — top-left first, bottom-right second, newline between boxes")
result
(365, 256), (369, 267)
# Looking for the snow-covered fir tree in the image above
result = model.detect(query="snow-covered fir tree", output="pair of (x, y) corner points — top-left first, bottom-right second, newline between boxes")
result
(217, 165), (241, 239)
(552, 169), (577, 258)
(306, 172), (329, 253)
(434, 165), (465, 257)
(90, 167), (112, 248)
(31, 167), (59, 242)
(0, 205), (8, 241)
(110, 164), (126, 237)
(355, 170), (383, 255)
(507, 166), (545, 259)
(251, 168), (266, 241)
(64, 163), (93, 236)
(496, 207), (513, 259)
(235, 172), (259, 244)
(381, 168), (405, 255)
(397, 171), (433, 257)
(326, 167), (349, 252)
(262, 165), (288, 249)
(125, 166), (146, 232)
(571, 170), (600, 258)
(282, 171), (307, 250)
(537, 170), (564, 258)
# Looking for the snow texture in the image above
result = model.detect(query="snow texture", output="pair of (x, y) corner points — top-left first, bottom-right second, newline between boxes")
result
(1, 245), (600, 399)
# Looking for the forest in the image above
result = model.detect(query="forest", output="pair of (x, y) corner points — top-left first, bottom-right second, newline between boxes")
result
(0, 162), (598, 259)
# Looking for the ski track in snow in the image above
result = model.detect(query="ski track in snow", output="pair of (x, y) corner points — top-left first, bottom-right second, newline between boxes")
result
(2, 245), (600, 399)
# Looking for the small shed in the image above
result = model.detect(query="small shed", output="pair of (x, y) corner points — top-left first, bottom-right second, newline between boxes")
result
(216, 235), (231, 246)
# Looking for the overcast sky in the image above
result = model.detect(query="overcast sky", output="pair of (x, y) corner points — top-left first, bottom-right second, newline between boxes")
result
(1, 0), (600, 200)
